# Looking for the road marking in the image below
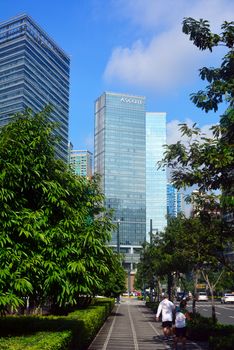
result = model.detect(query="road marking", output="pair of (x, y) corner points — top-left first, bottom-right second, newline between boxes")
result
(217, 305), (234, 311)
(216, 312), (221, 315)
(229, 316), (234, 319)
(203, 309), (208, 311)
(128, 304), (139, 350)
(101, 304), (120, 350)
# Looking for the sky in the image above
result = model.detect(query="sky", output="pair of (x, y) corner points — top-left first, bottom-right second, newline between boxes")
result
(1, 0), (233, 151)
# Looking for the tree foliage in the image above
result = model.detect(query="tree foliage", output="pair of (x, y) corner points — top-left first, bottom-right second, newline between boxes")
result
(0, 107), (121, 314)
(160, 18), (234, 195)
(159, 18), (233, 267)
(136, 214), (231, 319)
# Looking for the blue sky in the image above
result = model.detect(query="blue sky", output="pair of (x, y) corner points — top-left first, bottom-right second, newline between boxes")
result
(1, 0), (233, 151)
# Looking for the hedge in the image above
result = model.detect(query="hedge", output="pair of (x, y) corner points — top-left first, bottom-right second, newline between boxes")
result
(187, 313), (234, 341)
(209, 334), (234, 350)
(0, 298), (115, 350)
(145, 301), (159, 313)
(0, 331), (72, 350)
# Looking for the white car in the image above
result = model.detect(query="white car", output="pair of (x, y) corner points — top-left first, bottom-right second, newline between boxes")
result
(197, 292), (208, 301)
(221, 293), (234, 304)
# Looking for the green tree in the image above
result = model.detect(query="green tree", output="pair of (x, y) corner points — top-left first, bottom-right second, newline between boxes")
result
(159, 18), (234, 268)
(99, 253), (126, 298)
(160, 17), (233, 199)
(135, 216), (194, 301)
(0, 107), (118, 315)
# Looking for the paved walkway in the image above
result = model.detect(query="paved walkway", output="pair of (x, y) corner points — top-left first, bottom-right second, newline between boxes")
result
(88, 298), (208, 350)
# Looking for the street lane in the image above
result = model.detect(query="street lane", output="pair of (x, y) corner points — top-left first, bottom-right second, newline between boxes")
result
(186, 301), (234, 325)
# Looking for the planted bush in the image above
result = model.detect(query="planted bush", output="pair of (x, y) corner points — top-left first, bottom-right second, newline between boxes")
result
(209, 334), (234, 350)
(187, 313), (234, 341)
(0, 331), (72, 350)
(145, 301), (160, 313)
(0, 298), (114, 350)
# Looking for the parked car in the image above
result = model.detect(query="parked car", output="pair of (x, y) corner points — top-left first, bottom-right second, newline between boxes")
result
(176, 292), (189, 301)
(221, 293), (234, 304)
(197, 292), (208, 301)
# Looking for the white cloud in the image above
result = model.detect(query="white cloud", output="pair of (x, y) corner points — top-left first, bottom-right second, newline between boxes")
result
(166, 118), (214, 145)
(104, 0), (234, 91)
(104, 27), (204, 91)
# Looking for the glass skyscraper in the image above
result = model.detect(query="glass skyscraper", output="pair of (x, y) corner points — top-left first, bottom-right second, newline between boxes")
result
(0, 14), (70, 161)
(167, 183), (184, 218)
(146, 112), (167, 240)
(70, 150), (93, 178)
(95, 92), (146, 269)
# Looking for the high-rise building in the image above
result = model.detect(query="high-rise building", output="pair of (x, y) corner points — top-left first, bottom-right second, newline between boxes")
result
(95, 92), (146, 270)
(146, 112), (167, 240)
(70, 150), (92, 177)
(0, 14), (70, 161)
(94, 92), (167, 270)
(167, 183), (184, 218)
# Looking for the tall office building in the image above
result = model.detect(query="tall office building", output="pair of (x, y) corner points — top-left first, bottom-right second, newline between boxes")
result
(167, 183), (184, 218)
(70, 150), (92, 178)
(95, 92), (167, 271)
(0, 14), (70, 161)
(146, 112), (167, 240)
(95, 92), (146, 270)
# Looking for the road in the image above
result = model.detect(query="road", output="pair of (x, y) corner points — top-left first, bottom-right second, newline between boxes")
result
(187, 301), (234, 325)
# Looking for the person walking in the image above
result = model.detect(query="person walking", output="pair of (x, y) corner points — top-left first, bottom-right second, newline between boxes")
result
(174, 299), (190, 349)
(155, 293), (175, 340)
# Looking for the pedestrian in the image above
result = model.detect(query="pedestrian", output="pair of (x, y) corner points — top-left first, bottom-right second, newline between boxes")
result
(155, 293), (175, 340)
(174, 299), (190, 349)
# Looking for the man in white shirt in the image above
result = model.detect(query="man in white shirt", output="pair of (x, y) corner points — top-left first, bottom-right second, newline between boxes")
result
(156, 293), (175, 339)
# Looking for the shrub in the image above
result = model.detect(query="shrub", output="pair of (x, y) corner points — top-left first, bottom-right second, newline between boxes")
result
(209, 334), (234, 350)
(187, 313), (234, 341)
(145, 301), (159, 313)
(0, 298), (114, 350)
(0, 331), (72, 350)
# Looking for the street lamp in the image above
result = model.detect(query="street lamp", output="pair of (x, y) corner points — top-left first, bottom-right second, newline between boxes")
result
(116, 219), (121, 304)
(116, 219), (120, 254)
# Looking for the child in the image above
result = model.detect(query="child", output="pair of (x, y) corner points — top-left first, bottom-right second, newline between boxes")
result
(174, 299), (190, 349)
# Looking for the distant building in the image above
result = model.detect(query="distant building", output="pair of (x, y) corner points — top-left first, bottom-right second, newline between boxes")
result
(167, 184), (184, 218)
(146, 112), (167, 240)
(0, 14), (70, 161)
(70, 150), (92, 177)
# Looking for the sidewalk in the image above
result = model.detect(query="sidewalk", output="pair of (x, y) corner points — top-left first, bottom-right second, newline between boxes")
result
(88, 297), (208, 350)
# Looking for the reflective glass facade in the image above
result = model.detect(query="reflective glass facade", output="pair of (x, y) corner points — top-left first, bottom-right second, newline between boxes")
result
(70, 150), (92, 177)
(167, 183), (184, 218)
(0, 14), (70, 161)
(95, 92), (146, 248)
(146, 112), (167, 240)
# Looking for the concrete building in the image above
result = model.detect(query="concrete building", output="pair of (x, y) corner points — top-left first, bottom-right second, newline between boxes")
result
(0, 14), (70, 161)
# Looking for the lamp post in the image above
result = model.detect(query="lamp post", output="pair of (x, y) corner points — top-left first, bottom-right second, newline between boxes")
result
(117, 219), (120, 254)
(116, 219), (121, 304)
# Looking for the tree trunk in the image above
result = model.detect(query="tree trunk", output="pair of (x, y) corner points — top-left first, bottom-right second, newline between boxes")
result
(192, 269), (199, 315)
(168, 273), (173, 300)
(210, 287), (217, 324)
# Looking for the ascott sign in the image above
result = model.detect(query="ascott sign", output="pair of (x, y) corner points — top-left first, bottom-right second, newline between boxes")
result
(120, 97), (143, 105)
